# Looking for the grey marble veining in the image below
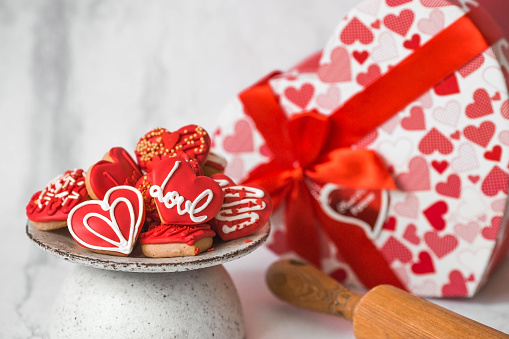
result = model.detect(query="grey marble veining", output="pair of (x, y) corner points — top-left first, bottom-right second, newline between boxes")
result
(3, 0), (509, 338)
(2, 1), (357, 337)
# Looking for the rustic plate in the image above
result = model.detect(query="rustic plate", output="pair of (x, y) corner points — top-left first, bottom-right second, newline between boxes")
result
(26, 221), (270, 273)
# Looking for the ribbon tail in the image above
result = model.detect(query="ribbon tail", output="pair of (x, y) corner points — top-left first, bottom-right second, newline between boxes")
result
(312, 196), (406, 290)
(285, 179), (322, 268)
(242, 159), (294, 210)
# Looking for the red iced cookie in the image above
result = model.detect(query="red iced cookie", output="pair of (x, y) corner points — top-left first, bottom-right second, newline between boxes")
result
(149, 157), (223, 225)
(134, 125), (211, 172)
(67, 185), (145, 256)
(85, 147), (143, 200)
(26, 169), (88, 231)
(211, 173), (272, 241)
(134, 173), (160, 225)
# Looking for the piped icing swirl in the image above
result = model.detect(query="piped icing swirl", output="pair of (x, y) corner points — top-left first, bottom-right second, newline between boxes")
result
(138, 223), (216, 245)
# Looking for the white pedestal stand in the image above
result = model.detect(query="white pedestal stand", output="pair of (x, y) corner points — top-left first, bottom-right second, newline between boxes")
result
(26, 222), (270, 338)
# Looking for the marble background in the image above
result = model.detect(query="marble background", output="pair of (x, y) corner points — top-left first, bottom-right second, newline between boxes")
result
(2, 0), (509, 338)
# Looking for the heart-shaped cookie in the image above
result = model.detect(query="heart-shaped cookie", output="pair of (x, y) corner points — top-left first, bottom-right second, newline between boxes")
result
(149, 157), (223, 225)
(135, 125), (211, 172)
(67, 185), (145, 256)
(85, 147), (143, 200)
(26, 169), (88, 230)
(211, 174), (272, 241)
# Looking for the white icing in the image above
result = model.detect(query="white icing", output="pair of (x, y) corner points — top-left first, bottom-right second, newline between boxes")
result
(67, 185), (144, 254)
(36, 169), (84, 209)
(215, 185), (266, 234)
(318, 183), (388, 240)
(149, 160), (214, 223)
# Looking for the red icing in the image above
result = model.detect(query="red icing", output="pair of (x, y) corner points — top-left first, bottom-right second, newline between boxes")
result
(138, 223), (216, 245)
(67, 186), (145, 255)
(211, 173), (272, 241)
(149, 157), (224, 225)
(86, 147), (142, 200)
(134, 173), (160, 224)
(135, 125), (211, 172)
(26, 169), (88, 222)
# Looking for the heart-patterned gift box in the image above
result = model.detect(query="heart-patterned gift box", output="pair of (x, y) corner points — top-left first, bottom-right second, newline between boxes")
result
(212, 0), (509, 297)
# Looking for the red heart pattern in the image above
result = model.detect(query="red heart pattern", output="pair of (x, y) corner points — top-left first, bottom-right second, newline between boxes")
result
(431, 160), (448, 174)
(465, 89), (494, 119)
(387, 0), (412, 6)
(356, 64), (382, 87)
(395, 156), (430, 191)
(401, 106), (426, 130)
(423, 201), (447, 231)
(442, 270), (468, 297)
(352, 50), (369, 64)
(284, 83), (315, 109)
(318, 47), (352, 83)
(458, 55), (485, 78)
(403, 224), (420, 245)
(481, 166), (509, 197)
(482, 216), (502, 240)
(340, 17), (374, 45)
(484, 145), (502, 162)
(424, 231), (458, 258)
(383, 10), (415, 37)
(403, 34), (421, 50)
(463, 121), (495, 148)
(67, 186), (145, 255)
(381, 236), (412, 264)
(420, 0), (454, 7)
(412, 251), (435, 274)
(433, 74), (460, 96)
(418, 128), (453, 155)
(435, 174), (461, 199)
(223, 119), (255, 153)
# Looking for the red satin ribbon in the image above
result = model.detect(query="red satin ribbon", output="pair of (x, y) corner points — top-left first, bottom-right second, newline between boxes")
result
(238, 10), (498, 289)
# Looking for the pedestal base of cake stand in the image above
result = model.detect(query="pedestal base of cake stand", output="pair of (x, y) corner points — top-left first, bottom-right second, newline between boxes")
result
(49, 264), (244, 338)
(26, 221), (270, 339)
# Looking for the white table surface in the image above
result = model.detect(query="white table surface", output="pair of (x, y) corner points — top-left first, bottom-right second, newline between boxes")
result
(224, 245), (509, 338)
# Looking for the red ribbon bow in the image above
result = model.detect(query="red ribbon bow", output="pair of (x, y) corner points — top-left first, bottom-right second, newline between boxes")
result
(237, 7), (499, 289)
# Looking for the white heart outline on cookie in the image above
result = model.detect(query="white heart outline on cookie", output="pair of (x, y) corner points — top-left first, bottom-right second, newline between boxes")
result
(67, 185), (144, 254)
(319, 183), (388, 240)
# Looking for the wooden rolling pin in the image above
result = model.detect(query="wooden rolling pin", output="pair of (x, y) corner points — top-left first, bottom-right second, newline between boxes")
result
(266, 259), (509, 339)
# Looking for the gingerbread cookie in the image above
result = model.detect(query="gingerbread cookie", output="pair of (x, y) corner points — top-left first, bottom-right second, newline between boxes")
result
(26, 169), (88, 231)
(85, 147), (143, 200)
(67, 185), (145, 256)
(202, 151), (227, 176)
(149, 157), (224, 225)
(211, 174), (272, 241)
(139, 223), (216, 257)
(134, 125), (211, 172)
(134, 173), (160, 225)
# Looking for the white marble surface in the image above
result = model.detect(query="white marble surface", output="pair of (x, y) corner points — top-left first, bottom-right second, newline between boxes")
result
(2, 0), (509, 338)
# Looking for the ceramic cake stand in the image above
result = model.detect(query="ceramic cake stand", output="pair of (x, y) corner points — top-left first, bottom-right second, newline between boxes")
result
(26, 221), (270, 338)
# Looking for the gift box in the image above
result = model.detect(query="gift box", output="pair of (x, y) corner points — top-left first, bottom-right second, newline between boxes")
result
(211, 0), (509, 297)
